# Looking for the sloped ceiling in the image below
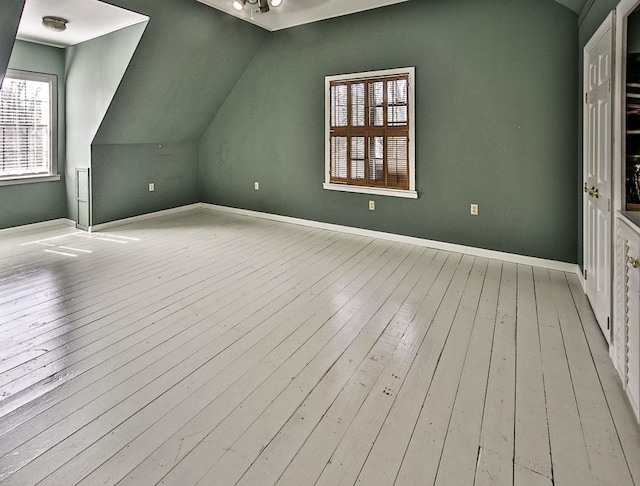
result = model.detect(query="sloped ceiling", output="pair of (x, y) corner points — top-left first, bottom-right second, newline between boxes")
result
(553, 0), (588, 15)
(0, 0), (25, 86)
(93, 0), (268, 144)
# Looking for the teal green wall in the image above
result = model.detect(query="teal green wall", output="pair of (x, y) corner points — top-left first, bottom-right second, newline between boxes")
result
(0, 41), (66, 229)
(0, 0), (24, 86)
(579, 0), (617, 48)
(65, 22), (147, 223)
(0, 0), (588, 265)
(200, 0), (579, 263)
(87, 0), (267, 224)
(91, 142), (198, 223)
(95, 0), (267, 144)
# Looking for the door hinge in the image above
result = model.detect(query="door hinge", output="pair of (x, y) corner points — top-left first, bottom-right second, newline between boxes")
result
(584, 269), (588, 280)
(607, 316), (610, 330)
(585, 92), (589, 103)
(608, 80), (611, 92)
(608, 198), (611, 212)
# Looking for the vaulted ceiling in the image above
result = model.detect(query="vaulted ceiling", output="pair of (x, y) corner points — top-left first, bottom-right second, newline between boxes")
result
(196, 0), (587, 31)
(0, 0), (589, 146)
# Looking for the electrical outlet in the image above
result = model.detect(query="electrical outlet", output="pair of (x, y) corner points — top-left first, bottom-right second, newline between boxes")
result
(470, 203), (478, 215)
(369, 200), (375, 211)
(254, 182), (259, 191)
(149, 183), (155, 192)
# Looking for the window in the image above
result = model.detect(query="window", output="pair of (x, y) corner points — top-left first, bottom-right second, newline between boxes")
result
(324, 67), (416, 199)
(0, 69), (58, 184)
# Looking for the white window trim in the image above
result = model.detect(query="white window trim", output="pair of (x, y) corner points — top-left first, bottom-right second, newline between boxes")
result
(0, 68), (58, 183)
(0, 174), (61, 186)
(324, 66), (417, 199)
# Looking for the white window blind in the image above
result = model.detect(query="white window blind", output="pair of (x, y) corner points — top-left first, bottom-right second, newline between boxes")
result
(0, 69), (56, 180)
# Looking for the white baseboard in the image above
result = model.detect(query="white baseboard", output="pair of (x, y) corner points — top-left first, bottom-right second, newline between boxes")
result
(200, 203), (581, 276)
(0, 217), (75, 235)
(82, 202), (581, 276)
(89, 204), (201, 232)
(576, 269), (587, 292)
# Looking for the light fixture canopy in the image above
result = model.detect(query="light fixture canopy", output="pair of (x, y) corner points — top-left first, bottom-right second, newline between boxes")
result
(42, 16), (68, 32)
(232, 0), (282, 14)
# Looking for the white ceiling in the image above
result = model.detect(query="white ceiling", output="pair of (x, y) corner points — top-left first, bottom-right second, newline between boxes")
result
(15, 0), (147, 48)
(12, 0), (589, 50)
(196, 0), (410, 32)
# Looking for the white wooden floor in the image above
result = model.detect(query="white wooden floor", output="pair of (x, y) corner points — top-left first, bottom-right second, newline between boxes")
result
(0, 209), (639, 486)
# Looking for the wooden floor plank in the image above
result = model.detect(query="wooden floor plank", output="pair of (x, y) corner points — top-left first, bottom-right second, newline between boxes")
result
(75, 242), (400, 486)
(562, 275), (640, 485)
(434, 259), (502, 485)
(513, 265), (552, 480)
(475, 262), (517, 486)
(393, 257), (486, 486)
(195, 247), (430, 486)
(149, 244), (418, 486)
(0, 226), (338, 421)
(0, 224), (320, 386)
(109, 242), (407, 486)
(1, 233), (375, 484)
(0, 210), (637, 486)
(234, 249), (447, 486)
(532, 267), (593, 484)
(559, 272), (640, 484)
(0, 229), (355, 452)
(0, 212), (249, 323)
(277, 253), (465, 486)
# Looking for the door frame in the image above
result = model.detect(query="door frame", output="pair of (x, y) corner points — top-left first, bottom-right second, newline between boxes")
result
(615, 1), (638, 216)
(613, 0), (640, 377)
(583, 11), (614, 344)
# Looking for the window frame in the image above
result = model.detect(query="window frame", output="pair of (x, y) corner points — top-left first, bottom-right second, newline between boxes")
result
(0, 68), (59, 186)
(324, 67), (417, 199)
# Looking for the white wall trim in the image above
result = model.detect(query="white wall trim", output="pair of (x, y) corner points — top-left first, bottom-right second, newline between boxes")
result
(0, 174), (61, 187)
(575, 269), (587, 292)
(88, 204), (201, 232)
(323, 183), (418, 199)
(76, 202), (580, 276)
(0, 217), (75, 235)
(199, 203), (581, 275)
(324, 67), (416, 196)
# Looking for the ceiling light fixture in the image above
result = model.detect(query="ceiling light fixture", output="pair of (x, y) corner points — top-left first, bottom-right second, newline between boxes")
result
(42, 16), (68, 32)
(232, 0), (282, 14)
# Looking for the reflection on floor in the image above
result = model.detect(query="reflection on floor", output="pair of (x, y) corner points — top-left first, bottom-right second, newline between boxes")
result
(0, 209), (639, 486)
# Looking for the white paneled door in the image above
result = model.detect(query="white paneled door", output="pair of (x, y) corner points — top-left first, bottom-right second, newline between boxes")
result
(584, 12), (614, 343)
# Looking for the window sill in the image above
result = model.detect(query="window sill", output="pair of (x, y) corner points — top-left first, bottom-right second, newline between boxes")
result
(0, 174), (61, 187)
(323, 182), (418, 199)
